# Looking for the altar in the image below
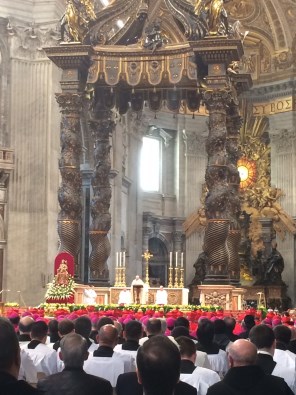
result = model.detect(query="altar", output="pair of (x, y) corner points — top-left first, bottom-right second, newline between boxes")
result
(74, 285), (109, 305)
(110, 287), (189, 305)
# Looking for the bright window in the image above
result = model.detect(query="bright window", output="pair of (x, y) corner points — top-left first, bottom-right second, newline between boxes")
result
(140, 137), (161, 192)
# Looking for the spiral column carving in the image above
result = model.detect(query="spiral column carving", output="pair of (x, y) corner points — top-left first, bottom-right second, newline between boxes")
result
(204, 219), (230, 280)
(226, 103), (243, 285)
(56, 93), (84, 276)
(203, 90), (232, 284)
(88, 109), (114, 283)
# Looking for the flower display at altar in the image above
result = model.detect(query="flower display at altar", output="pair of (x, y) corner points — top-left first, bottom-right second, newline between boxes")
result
(45, 260), (76, 303)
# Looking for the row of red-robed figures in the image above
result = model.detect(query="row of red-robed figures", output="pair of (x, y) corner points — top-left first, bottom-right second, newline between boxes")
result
(3, 307), (296, 395)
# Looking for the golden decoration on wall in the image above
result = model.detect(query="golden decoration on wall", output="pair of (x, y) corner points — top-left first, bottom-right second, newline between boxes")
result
(184, 100), (296, 257)
(237, 157), (256, 189)
(239, 100), (296, 254)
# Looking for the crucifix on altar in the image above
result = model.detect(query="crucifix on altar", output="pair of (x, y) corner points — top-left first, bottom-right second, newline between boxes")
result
(142, 250), (153, 285)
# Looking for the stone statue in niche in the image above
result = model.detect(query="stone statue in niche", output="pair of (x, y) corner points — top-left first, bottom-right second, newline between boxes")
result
(263, 240), (285, 285)
(191, 251), (207, 284)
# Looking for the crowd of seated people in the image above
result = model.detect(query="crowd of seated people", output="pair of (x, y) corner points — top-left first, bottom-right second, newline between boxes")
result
(1, 311), (296, 395)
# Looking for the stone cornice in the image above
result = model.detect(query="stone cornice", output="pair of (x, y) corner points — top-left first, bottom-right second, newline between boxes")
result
(244, 79), (296, 101)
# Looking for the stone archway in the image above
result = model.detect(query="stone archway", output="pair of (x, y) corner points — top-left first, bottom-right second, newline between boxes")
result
(148, 237), (168, 287)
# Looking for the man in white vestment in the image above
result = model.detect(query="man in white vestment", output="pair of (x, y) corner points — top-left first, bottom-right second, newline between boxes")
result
(118, 288), (132, 305)
(83, 286), (97, 305)
(131, 275), (147, 304)
(155, 285), (168, 305)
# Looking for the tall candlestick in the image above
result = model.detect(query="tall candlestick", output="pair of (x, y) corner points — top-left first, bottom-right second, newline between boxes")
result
(175, 251), (178, 268)
(119, 252), (122, 267)
(169, 252), (172, 268)
(116, 252), (119, 268)
(181, 252), (183, 268)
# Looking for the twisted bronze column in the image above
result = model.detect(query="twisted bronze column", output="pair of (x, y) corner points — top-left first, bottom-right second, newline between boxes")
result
(203, 90), (232, 284)
(56, 93), (84, 276)
(226, 103), (242, 285)
(88, 109), (114, 283)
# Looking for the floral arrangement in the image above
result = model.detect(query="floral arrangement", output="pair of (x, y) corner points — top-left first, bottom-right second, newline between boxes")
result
(4, 302), (19, 307)
(37, 303), (223, 317)
(45, 275), (76, 301)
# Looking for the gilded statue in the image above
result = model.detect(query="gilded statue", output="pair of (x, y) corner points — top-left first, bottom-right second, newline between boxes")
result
(56, 260), (70, 286)
(194, 0), (231, 36)
(61, 0), (96, 42)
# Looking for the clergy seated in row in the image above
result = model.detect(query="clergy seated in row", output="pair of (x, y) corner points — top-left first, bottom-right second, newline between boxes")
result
(74, 316), (97, 353)
(273, 325), (296, 368)
(52, 319), (74, 351)
(139, 318), (162, 346)
(155, 285), (168, 305)
(90, 316), (114, 344)
(37, 333), (112, 395)
(213, 319), (232, 351)
(114, 320), (142, 352)
(176, 336), (220, 395)
(0, 317), (40, 395)
(170, 326), (211, 369)
(23, 321), (57, 377)
(48, 320), (60, 344)
(57, 316), (99, 372)
(84, 324), (135, 386)
(118, 288), (132, 305)
(196, 319), (228, 377)
(207, 339), (294, 395)
(116, 335), (197, 395)
(249, 324), (296, 393)
(18, 316), (35, 345)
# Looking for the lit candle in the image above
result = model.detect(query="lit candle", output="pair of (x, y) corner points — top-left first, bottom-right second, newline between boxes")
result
(116, 252), (119, 268)
(169, 252), (172, 268)
(175, 251), (178, 268)
(119, 252), (122, 267)
(123, 251), (126, 267)
(181, 252), (184, 268)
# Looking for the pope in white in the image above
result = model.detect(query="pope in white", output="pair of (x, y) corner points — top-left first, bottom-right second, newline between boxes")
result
(118, 287), (131, 304)
(155, 285), (168, 305)
(83, 286), (97, 305)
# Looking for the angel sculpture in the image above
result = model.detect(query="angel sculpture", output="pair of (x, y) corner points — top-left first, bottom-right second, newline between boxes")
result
(60, 0), (96, 42)
(194, 0), (231, 36)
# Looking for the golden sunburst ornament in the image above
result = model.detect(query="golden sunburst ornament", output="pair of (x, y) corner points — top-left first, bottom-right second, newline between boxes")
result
(237, 157), (257, 189)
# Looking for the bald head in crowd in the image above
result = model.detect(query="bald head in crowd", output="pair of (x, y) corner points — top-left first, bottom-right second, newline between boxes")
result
(228, 339), (257, 367)
(19, 316), (34, 334)
(97, 324), (118, 348)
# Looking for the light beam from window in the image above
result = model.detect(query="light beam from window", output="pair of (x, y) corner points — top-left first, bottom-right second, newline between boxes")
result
(140, 137), (160, 192)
